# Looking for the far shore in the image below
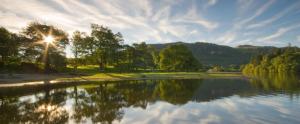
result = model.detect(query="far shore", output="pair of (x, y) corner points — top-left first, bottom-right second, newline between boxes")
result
(0, 72), (245, 88)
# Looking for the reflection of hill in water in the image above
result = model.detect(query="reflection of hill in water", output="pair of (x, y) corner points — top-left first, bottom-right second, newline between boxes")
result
(191, 79), (259, 102)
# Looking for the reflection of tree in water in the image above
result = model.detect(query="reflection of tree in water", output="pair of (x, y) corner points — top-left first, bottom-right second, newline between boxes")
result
(0, 79), (209, 123)
(70, 80), (202, 123)
(113, 80), (157, 108)
(3, 78), (286, 123)
(71, 84), (125, 124)
(153, 79), (202, 105)
(19, 88), (69, 124)
(0, 97), (21, 123)
(71, 80), (158, 123)
(0, 87), (69, 124)
(249, 73), (300, 94)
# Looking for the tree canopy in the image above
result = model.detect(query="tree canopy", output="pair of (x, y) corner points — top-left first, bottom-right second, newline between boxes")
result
(242, 47), (300, 75)
(159, 44), (201, 71)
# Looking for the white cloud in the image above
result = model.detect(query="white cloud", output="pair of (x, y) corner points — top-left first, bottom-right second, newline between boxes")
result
(174, 5), (219, 30)
(190, 30), (199, 35)
(217, 0), (275, 45)
(203, 0), (218, 10)
(208, 0), (217, 5)
(235, 0), (275, 30)
(257, 23), (300, 42)
(247, 2), (299, 29)
(217, 32), (236, 44)
(0, 0), (205, 44)
(0, 0), (299, 48)
(237, 0), (254, 14)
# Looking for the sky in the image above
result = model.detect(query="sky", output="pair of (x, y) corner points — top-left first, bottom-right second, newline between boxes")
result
(1, 0), (300, 48)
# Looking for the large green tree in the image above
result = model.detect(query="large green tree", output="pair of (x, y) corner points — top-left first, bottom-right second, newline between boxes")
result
(159, 44), (201, 71)
(21, 22), (69, 72)
(70, 31), (87, 70)
(83, 24), (123, 71)
(0, 27), (20, 64)
(116, 42), (158, 71)
(132, 42), (156, 70)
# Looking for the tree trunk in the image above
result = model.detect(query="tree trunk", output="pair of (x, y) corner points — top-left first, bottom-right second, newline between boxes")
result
(99, 62), (104, 71)
(98, 55), (106, 72)
(44, 51), (50, 73)
(73, 51), (78, 72)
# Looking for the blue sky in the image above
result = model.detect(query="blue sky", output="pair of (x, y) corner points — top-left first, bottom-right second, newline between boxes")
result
(1, 0), (300, 48)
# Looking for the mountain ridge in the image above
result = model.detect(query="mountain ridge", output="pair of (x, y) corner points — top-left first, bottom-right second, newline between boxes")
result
(150, 42), (277, 66)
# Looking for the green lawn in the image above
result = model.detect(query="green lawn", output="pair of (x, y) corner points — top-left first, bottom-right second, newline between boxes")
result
(57, 71), (243, 82)
(0, 65), (244, 86)
(59, 65), (243, 82)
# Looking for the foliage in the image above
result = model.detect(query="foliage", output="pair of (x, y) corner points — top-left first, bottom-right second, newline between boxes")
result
(70, 31), (87, 71)
(151, 42), (276, 66)
(159, 44), (201, 71)
(248, 73), (300, 92)
(242, 47), (300, 75)
(0, 27), (21, 64)
(116, 42), (158, 71)
(208, 65), (224, 72)
(21, 22), (69, 72)
(71, 24), (123, 71)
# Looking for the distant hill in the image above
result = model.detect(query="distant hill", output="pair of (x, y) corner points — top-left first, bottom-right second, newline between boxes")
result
(151, 42), (276, 66)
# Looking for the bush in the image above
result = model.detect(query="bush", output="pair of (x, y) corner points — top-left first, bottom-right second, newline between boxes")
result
(20, 62), (42, 73)
(0, 61), (4, 70)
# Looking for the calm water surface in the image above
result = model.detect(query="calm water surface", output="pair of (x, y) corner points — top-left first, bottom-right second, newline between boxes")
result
(1, 76), (300, 124)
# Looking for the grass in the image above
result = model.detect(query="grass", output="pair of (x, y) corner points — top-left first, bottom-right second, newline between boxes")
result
(57, 71), (243, 82)
(0, 65), (244, 87)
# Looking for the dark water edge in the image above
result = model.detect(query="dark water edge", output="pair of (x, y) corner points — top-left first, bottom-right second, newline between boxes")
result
(0, 77), (300, 124)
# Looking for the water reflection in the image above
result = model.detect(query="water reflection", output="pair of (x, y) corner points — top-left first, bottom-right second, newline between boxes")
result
(0, 77), (300, 124)
(247, 73), (300, 94)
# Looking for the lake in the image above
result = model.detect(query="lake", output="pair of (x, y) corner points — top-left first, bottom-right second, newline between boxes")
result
(1, 77), (300, 124)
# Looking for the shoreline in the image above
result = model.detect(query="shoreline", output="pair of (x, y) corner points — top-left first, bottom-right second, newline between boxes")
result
(0, 72), (245, 88)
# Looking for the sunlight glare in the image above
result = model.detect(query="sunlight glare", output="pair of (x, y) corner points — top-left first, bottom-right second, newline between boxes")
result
(44, 36), (54, 44)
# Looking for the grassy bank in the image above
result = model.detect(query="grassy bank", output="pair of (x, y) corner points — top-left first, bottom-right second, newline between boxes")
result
(0, 72), (244, 87)
(62, 72), (243, 81)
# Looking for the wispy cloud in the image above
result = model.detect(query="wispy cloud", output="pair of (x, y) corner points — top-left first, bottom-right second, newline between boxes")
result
(235, 0), (275, 29)
(208, 0), (218, 6)
(217, 32), (236, 44)
(174, 4), (219, 30)
(257, 23), (300, 42)
(216, 0), (275, 45)
(203, 0), (218, 10)
(237, 0), (254, 14)
(0, 0), (299, 47)
(247, 2), (299, 29)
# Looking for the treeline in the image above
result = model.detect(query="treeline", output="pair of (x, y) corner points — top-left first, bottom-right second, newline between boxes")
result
(242, 47), (300, 75)
(0, 22), (201, 73)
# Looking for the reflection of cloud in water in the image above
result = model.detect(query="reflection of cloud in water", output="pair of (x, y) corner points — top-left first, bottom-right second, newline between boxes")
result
(120, 95), (300, 124)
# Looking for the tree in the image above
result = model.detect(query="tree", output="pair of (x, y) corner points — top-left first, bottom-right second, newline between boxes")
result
(71, 31), (86, 70)
(0, 27), (20, 64)
(132, 42), (156, 70)
(159, 44), (201, 71)
(116, 45), (135, 71)
(243, 47), (300, 75)
(116, 42), (158, 71)
(21, 22), (69, 72)
(83, 24), (123, 71)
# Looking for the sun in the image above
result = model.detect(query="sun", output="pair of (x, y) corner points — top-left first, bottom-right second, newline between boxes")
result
(44, 35), (54, 44)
